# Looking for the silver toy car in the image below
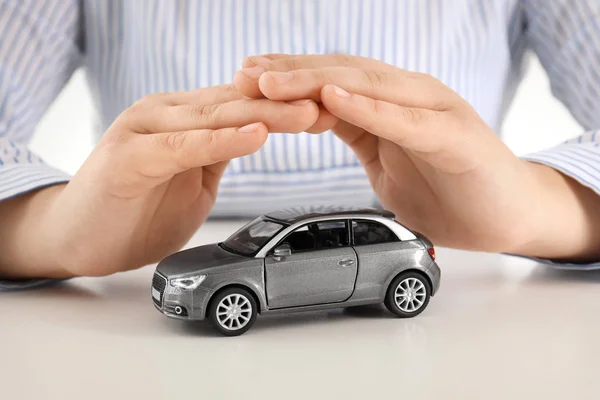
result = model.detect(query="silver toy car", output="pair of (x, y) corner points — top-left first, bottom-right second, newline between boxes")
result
(152, 206), (441, 336)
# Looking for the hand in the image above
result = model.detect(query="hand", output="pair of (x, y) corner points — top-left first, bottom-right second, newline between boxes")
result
(0, 85), (319, 278)
(234, 54), (600, 261)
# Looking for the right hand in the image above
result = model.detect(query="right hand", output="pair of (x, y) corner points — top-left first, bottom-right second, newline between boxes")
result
(0, 85), (318, 278)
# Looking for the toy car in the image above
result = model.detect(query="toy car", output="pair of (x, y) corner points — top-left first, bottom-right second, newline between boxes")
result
(151, 206), (440, 336)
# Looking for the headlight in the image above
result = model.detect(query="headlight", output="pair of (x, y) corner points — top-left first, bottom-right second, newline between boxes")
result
(170, 275), (206, 290)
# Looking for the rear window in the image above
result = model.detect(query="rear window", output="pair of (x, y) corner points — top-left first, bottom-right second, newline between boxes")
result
(352, 220), (399, 245)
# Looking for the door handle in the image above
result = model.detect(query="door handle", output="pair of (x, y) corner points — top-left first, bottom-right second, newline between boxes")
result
(338, 259), (355, 267)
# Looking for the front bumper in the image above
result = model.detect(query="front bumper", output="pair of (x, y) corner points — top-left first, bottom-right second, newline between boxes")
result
(151, 272), (212, 320)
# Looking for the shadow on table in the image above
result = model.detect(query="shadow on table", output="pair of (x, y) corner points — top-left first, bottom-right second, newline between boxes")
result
(32, 276), (151, 302)
(526, 265), (600, 284)
(24, 277), (399, 338)
(16, 276), (180, 337)
(25, 280), (101, 299)
(180, 304), (394, 337)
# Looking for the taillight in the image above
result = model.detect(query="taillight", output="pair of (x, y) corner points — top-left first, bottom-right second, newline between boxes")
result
(428, 247), (436, 260)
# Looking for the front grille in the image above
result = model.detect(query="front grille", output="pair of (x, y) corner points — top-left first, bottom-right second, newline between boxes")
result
(152, 272), (167, 307)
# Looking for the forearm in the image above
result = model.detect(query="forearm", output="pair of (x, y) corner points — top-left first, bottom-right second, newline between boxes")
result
(0, 0), (83, 281)
(514, 161), (600, 263)
(522, 0), (600, 263)
(0, 184), (72, 279)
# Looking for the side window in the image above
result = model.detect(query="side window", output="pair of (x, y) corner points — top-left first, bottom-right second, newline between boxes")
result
(352, 220), (399, 246)
(313, 221), (349, 249)
(280, 220), (349, 252)
(281, 225), (315, 252)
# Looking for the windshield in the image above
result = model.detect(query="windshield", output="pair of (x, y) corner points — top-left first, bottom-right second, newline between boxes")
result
(222, 218), (286, 256)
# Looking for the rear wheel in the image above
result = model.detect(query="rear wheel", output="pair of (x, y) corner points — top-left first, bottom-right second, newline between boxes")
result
(384, 271), (431, 318)
(208, 288), (258, 336)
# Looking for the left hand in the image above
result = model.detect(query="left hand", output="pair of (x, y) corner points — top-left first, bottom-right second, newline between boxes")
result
(233, 54), (600, 260)
(0, 84), (320, 279)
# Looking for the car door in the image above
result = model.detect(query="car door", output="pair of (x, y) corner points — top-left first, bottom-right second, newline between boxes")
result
(350, 219), (422, 298)
(264, 219), (358, 309)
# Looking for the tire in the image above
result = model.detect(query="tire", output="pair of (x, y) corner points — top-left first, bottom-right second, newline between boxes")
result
(384, 271), (431, 318)
(208, 287), (258, 336)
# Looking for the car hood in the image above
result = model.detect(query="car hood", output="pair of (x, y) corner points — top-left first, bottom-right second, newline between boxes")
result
(156, 243), (249, 276)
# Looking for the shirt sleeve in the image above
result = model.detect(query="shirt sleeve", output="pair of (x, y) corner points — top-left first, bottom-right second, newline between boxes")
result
(520, 0), (600, 268)
(0, 0), (83, 289)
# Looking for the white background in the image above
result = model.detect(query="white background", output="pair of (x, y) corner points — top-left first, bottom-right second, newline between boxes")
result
(30, 55), (582, 175)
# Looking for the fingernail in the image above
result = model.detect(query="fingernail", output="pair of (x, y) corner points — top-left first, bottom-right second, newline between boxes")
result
(268, 71), (294, 84)
(331, 85), (351, 98)
(289, 99), (313, 106)
(238, 122), (262, 133)
(240, 65), (266, 79)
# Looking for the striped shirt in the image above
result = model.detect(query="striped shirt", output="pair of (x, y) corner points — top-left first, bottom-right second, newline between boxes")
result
(0, 0), (599, 281)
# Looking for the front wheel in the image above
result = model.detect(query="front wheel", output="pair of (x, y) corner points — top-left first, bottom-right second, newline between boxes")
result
(208, 288), (258, 336)
(384, 272), (431, 318)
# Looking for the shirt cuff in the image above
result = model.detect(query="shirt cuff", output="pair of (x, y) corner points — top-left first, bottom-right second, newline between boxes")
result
(520, 130), (600, 269)
(522, 131), (600, 195)
(0, 163), (71, 202)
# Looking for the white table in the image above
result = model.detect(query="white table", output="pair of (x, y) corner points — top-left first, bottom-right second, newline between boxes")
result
(2, 220), (599, 400)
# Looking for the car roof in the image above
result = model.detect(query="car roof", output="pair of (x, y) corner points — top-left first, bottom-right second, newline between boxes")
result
(264, 205), (395, 225)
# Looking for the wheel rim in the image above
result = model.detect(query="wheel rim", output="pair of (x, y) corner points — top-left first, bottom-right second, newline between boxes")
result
(394, 277), (426, 313)
(216, 294), (252, 330)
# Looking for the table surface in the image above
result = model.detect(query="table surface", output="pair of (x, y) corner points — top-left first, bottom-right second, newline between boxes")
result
(2, 220), (600, 400)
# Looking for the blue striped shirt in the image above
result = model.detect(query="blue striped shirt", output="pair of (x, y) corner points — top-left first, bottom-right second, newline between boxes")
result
(0, 0), (599, 282)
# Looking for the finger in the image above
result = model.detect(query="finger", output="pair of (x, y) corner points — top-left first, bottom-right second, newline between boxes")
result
(235, 53), (413, 98)
(121, 98), (319, 135)
(202, 161), (229, 197)
(331, 120), (383, 178)
(304, 105), (339, 134)
(241, 54), (291, 68)
(245, 53), (402, 74)
(238, 54), (295, 98)
(135, 84), (245, 108)
(320, 84), (451, 153)
(257, 67), (455, 111)
(130, 123), (268, 178)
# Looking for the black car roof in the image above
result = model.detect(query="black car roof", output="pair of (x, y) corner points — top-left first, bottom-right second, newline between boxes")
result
(264, 205), (395, 224)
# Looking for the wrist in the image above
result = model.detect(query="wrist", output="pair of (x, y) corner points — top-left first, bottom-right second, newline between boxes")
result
(0, 184), (73, 279)
(511, 161), (600, 262)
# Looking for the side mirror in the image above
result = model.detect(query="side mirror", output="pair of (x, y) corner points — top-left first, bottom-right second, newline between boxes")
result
(273, 244), (292, 259)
